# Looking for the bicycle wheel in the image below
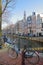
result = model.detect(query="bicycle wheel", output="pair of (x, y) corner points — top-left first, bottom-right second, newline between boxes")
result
(8, 47), (18, 59)
(25, 51), (40, 65)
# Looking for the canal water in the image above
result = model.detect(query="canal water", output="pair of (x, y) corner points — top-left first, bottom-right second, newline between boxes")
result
(7, 35), (43, 52)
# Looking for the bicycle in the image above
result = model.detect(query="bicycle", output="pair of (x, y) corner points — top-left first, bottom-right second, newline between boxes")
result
(7, 43), (40, 65)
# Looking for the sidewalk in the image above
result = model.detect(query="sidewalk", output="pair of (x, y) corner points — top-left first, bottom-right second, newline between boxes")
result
(0, 47), (43, 65)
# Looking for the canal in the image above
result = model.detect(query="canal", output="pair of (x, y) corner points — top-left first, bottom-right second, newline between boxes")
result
(7, 34), (43, 52)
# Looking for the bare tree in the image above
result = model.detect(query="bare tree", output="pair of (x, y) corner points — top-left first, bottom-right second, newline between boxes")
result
(2, 0), (16, 25)
(0, 0), (16, 45)
(2, 0), (15, 15)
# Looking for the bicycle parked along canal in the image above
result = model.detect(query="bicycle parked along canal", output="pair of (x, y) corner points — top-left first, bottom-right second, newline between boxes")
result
(2, 35), (40, 65)
(7, 41), (40, 65)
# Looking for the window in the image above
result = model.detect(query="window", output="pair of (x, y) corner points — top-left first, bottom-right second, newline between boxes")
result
(42, 23), (43, 28)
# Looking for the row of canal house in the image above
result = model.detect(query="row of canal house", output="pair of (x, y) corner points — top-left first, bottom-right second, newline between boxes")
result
(2, 11), (43, 36)
(15, 11), (43, 36)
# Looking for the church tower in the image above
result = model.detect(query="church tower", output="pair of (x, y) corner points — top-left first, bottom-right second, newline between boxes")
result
(23, 11), (26, 22)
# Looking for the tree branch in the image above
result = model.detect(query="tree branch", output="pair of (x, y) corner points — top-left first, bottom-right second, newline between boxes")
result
(2, 0), (13, 14)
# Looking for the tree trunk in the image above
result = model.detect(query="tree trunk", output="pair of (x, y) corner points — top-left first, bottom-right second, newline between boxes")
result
(0, 0), (2, 45)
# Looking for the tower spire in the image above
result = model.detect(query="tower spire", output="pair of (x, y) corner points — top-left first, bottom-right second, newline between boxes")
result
(24, 11), (26, 21)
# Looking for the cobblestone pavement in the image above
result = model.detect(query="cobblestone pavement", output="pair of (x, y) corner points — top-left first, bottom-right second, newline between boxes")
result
(0, 48), (43, 65)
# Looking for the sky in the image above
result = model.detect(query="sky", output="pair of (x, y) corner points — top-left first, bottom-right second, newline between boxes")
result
(2, 0), (43, 29)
